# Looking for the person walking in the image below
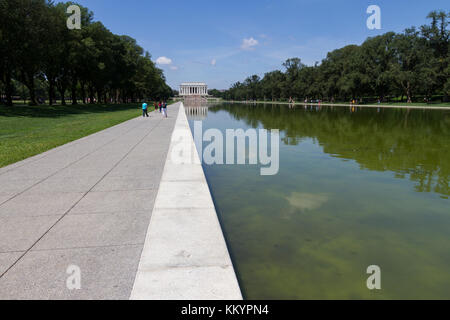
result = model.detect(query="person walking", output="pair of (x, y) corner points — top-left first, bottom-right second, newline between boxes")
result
(162, 101), (168, 118)
(158, 101), (162, 113)
(142, 101), (149, 117)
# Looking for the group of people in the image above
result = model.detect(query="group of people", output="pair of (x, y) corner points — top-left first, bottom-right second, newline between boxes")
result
(142, 101), (168, 118)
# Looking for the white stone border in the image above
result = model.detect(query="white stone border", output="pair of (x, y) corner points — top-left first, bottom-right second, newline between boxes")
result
(130, 102), (242, 300)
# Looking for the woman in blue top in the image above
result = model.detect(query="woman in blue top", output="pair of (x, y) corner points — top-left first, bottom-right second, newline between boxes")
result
(142, 102), (149, 117)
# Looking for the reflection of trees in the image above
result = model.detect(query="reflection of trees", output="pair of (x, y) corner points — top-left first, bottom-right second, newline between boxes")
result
(210, 104), (450, 196)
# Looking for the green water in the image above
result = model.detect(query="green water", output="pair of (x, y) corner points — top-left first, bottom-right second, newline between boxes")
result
(188, 103), (450, 300)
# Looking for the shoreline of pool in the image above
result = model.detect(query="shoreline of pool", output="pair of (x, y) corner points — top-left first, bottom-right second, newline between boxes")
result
(218, 100), (450, 110)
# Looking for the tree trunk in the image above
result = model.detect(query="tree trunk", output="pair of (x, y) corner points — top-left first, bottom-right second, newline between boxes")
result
(21, 71), (37, 105)
(27, 80), (37, 106)
(48, 78), (55, 105)
(80, 81), (86, 104)
(59, 86), (66, 105)
(96, 89), (102, 104)
(89, 86), (94, 104)
(4, 70), (13, 106)
(406, 82), (412, 103)
(71, 83), (77, 105)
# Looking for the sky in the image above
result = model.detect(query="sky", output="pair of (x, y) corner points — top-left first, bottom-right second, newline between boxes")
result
(63, 0), (449, 90)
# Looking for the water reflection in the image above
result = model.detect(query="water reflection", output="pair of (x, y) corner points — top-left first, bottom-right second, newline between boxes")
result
(209, 104), (450, 197)
(185, 106), (208, 121)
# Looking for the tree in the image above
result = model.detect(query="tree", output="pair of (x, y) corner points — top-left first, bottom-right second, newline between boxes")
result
(0, 1), (170, 106)
(361, 32), (396, 101)
(421, 10), (449, 100)
(391, 28), (434, 102)
(221, 10), (448, 104)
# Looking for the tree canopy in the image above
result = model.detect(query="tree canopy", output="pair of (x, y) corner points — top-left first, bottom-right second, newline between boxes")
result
(0, 0), (172, 106)
(213, 11), (449, 104)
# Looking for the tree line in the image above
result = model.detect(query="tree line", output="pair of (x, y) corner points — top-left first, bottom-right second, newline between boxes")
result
(213, 11), (449, 104)
(0, 0), (173, 106)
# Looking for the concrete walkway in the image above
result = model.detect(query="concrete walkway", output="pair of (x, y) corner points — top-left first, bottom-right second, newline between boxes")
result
(0, 102), (242, 300)
(0, 104), (178, 299)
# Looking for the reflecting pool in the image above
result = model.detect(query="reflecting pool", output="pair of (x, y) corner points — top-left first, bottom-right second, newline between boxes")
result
(188, 103), (450, 299)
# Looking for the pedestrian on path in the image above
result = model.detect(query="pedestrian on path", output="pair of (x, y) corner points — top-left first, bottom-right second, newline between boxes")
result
(162, 101), (168, 118)
(142, 102), (149, 117)
(158, 101), (162, 113)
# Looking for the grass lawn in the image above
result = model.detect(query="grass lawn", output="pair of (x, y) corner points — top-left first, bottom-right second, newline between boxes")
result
(0, 103), (147, 168)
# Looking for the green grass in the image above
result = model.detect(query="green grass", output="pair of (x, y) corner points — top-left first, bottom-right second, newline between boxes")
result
(0, 103), (147, 168)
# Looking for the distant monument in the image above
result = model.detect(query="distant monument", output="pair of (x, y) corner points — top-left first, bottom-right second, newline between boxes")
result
(180, 82), (208, 96)
(179, 82), (208, 106)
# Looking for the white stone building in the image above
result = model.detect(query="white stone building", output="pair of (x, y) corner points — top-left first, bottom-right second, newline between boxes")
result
(179, 82), (208, 96)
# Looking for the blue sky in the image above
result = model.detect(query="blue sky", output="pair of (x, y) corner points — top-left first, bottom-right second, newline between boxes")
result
(65, 0), (448, 89)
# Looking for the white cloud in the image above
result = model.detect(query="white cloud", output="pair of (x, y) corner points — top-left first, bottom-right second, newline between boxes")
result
(156, 56), (172, 65)
(211, 59), (217, 66)
(241, 37), (259, 50)
(169, 65), (178, 71)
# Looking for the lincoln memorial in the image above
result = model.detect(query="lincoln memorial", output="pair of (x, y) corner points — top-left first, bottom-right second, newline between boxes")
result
(180, 82), (208, 96)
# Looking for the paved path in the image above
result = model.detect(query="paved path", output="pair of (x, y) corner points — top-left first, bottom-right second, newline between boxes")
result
(0, 103), (180, 299)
